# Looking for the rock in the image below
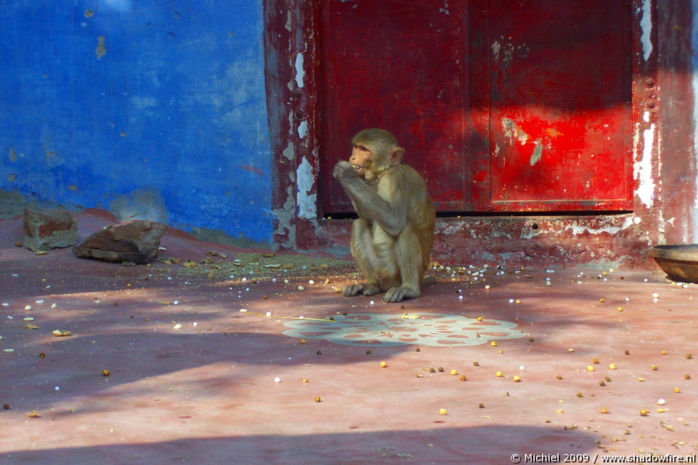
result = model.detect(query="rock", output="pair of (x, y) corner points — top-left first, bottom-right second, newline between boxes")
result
(23, 207), (78, 253)
(73, 220), (168, 264)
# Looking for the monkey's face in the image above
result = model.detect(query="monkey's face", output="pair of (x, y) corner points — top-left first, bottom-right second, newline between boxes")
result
(349, 144), (373, 178)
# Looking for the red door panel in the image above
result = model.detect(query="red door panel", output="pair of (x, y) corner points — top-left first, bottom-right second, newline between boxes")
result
(317, 0), (633, 215)
(318, 0), (470, 214)
(482, 0), (633, 211)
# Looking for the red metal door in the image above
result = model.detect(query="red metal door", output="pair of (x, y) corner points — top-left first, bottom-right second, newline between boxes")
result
(318, 0), (633, 215)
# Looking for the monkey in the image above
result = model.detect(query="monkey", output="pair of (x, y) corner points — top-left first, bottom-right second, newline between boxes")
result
(333, 128), (436, 303)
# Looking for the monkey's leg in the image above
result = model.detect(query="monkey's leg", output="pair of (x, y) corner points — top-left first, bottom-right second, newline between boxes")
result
(383, 223), (423, 303)
(344, 219), (382, 297)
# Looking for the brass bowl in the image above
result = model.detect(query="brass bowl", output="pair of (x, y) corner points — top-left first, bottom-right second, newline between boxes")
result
(649, 244), (698, 283)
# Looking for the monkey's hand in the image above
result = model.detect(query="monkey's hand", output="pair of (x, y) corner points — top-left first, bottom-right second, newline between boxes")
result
(333, 161), (357, 182)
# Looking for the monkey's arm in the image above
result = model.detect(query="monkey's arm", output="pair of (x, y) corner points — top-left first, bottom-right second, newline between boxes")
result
(334, 161), (407, 236)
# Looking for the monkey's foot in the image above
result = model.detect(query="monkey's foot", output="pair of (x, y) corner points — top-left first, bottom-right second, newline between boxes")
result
(422, 275), (437, 286)
(383, 286), (419, 303)
(343, 283), (381, 297)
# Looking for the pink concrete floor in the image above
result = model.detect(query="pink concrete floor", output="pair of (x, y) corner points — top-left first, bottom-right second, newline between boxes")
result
(1, 211), (697, 465)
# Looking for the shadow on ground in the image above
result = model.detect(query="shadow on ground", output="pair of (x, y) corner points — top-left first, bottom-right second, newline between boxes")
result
(3, 425), (597, 465)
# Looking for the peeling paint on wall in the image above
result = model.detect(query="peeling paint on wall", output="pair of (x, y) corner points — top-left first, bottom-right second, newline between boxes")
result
(491, 37), (522, 69)
(501, 117), (529, 146)
(272, 184), (296, 249)
(95, 35), (107, 60)
(566, 216), (638, 236)
(492, 40), (501, 62)
(530, 139), (543, 166)
(640, 0), (653, 61)
(634, 112), (656, 209)
(297, 157), (316, 219)
(295, 53), (305, 89)
(297, 121), (308, 139)
(431, 214), (649, 268)
(282, 142), (295, 162)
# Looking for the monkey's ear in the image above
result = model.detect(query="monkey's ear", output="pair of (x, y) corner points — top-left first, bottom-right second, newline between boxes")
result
(389, 147), (405, 166)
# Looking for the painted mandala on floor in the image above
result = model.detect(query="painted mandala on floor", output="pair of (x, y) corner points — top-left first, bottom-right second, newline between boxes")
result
(282, 313), (526, 347)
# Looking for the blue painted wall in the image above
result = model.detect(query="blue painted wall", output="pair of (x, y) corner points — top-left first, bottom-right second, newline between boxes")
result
(0, 0), (272, 243)
(693, 0), (698, 238)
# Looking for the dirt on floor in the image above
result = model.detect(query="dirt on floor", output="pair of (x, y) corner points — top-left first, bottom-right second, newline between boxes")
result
(2, 209), (697, 465)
